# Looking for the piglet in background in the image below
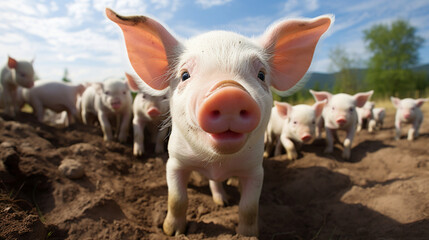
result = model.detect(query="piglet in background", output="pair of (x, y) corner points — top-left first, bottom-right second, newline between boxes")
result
(356, 101), (376, 132)
(80, 77), (132, 142)
(0, 56), (35, 117)
(107, 8), (332, 236)
(391, 97), (428, 141)
(310, 90), (373, 160)
(126, 73), (170, 156)
(265, 100), (326, 160)
(20, 80), (86, 126)
(372, 107), (386, 130)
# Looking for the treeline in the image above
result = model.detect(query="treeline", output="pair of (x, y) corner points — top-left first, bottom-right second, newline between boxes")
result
(277, 19), (428, 104)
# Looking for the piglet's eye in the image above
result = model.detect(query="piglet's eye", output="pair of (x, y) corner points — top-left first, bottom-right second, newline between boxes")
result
(349, 107), (354, 112)
(181, 71), (190, 81)
(105, 91), (110, 95)
(257, 71), (265, 81)
(293, 121), (297, 124)
(123, 91), (126, 95)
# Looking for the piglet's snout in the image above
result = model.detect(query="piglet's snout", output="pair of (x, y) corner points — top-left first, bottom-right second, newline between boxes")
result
(301, 134), (312, 142)
(336, 117), (347, 125)
(197, 81), (261, 134)
(147, 107), (161, 118)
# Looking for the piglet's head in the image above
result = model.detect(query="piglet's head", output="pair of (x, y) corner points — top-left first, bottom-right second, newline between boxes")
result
(107, 8), (332, 155)
(275, 100), (326, 143)
(311, 90), (373, 128)
(391, 97), (428, 120)
(95, 78), (130, 112)
(8, 56), (35, 88)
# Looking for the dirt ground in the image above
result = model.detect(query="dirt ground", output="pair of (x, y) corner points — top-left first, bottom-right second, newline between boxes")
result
(1, 104), (429, 240)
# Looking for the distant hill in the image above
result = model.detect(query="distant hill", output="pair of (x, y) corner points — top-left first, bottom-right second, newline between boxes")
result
(302, 63), (429, 91)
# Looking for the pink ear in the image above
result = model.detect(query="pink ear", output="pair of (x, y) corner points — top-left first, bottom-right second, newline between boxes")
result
(309, 89), (332, 102)
(260, 15), (332, 91)
(313, 99), (326, 118)
(8, 56), (17, 69)
(274, 101), (292, 119)
(415, 98), (428, 108)
(106, 8), (179, 90)
(93, 83), (104, 95)
(125, 72), (139, 91)
(354, 90), (373, 108)
(390, 96), (400, 108)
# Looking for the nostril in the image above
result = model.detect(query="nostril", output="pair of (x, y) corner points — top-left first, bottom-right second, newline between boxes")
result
(240, 110), (248, 118)
(211, 110), (220, 119)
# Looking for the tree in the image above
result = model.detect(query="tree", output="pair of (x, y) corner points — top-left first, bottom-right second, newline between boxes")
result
(62, 68), (71, 83)
(364, 19), (425, 98)
(329, 45), (362, 93)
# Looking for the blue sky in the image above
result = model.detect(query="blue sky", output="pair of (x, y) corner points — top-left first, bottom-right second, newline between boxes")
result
(1, 0), (429, 83)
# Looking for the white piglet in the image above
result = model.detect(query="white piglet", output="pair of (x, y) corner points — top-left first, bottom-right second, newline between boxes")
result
(372, 107), (386, 130)
(356, 101), (376, 133)
(107, 9), (332, 236)
(0, 56), (35, 117)
(391, 97), (428, 141)
(126, 73), (170, 156)
(80, 77), (133, 142)
(310, 90), (373, 160)
(21, 80), (85, 126)
(265, 100), (326, 160)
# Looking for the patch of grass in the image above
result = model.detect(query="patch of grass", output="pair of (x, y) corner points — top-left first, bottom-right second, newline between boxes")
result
(32, 182), (46, 223)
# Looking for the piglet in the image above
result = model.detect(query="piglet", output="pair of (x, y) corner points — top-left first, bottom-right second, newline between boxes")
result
(107, 8), (332, 236)
(310, 90), (373, 160)
(80, 77), (132, 142)
(391, 97), (428, 141)
(0, 56), (35, 117)
(356, 101), (375, 133)
(265, 100), (326, 160)
(20, 80), (85, 126)
(372, 107), (386, 130)
(126, 73), (170, 156)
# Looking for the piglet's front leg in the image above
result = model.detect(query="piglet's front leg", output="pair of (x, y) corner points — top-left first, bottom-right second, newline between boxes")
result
(342, 128), (355, 160)
(118, 111), (131, 143)
(163, 158), (191, 236)
(236, 170), (263, 237)
(324, 128), (335, 154)
(98, 112), (113, 141)
(395, 121), (401, 140)
(155, 128), (168, 154)
(281, 135), (298, 160)
(133, 120), (144, 156)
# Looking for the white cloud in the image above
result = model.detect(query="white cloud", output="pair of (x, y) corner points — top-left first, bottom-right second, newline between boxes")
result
(282, 0), (319, 17)
(222, 16), (273, 36)
(67, 0), (92, 24)
(196, 0), (233, 9)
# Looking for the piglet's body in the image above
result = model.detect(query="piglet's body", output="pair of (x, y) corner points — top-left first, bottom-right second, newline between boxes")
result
(127, 73), (170, 156)
(0, 56), (35, 117)
(356, 101), (376, 133)
(21, 80), (85, 126)
(108, 8), (332, 236)
(372, 107), (386, 130)
(80, 78), (132, 142)
(310, 90), (373, 160)
(265, 101), (325, 160)
(391, 97), (428, 141)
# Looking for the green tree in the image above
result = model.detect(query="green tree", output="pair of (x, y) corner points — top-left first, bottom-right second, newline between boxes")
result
(329, 45), (362, 93)
(62, 68), (71, 83)
(364, 19), (425, 98)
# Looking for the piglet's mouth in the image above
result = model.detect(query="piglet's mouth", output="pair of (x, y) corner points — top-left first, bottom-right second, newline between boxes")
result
(111, 101), (122, 109)
(208, 130), (247, 154)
